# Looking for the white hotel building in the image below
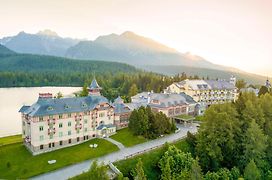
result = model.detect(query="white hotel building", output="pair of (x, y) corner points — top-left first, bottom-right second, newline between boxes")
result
(19, 79), (119, 155)
(165, 76), (238, 108)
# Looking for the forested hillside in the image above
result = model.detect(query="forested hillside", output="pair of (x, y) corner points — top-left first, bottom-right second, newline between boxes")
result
(0, 51), (138, 87)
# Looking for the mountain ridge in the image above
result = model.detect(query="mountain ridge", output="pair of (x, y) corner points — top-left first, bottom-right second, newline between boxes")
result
(0, 30), (80, 56)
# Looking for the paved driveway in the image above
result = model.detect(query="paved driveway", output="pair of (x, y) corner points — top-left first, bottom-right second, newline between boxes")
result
(32, 124), (198, 180)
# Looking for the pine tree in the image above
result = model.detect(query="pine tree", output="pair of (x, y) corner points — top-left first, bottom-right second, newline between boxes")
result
(132, 159), (146, 180)
(243, 120), (268, 167)
(128, 83), (138, 97)
(191, 158), (203, 180)
(160, 158), (172, 180)
(87, 160), (109, 180)
(244, 160), (261, 180)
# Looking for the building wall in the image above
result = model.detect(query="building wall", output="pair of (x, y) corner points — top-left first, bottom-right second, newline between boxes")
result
(167, 82), (238, 106)
(22, 103), (117, 155)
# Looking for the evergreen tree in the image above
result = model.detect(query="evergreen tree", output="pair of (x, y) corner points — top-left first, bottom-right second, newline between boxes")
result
(258, 86), (269, 96)
(160, 158), (172, 180)
(236, 79), (247, 90)
(241, 100), (265, 129)
(191, 158), (203, 180)
(196, 104), (240, 171)
(132, 159), (146, 180)
(159, 146), (195, 179)
(80, 84), (89, 97)
(87, 160), (109, 180)
(243, 120), (268, 168)
(128, 83), (138, 97)
(244, 160), (261, 180)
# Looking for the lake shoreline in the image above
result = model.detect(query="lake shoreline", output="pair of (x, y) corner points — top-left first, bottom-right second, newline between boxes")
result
(0, 87), (82, 137)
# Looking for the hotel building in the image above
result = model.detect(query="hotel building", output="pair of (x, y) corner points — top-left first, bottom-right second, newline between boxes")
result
(165, 76), (238, 107)
(19, 79), (118, 155)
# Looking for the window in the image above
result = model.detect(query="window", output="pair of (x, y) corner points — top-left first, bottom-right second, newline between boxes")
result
(68, 113), (71, 118)
(39, 116), (43, 121)
(84, 119), (88, 124)
(84, 128), (87, 132)
(40, 145), (43, 150)
(59, 114), (63, 119)
(68, 121), (71, 127)
(50, 135), (53, 139)
(59, 123), (63, 128)
(47, 106), (54, 111)
(84, 111), (88, 115)
(59, 132), (63, 137)
(59, 141), (63, 146)
(39, 126), (43, 131)
(23, 121), (25, 126)
(77, 137), (80, 142)
(49, 115), (53, 119)
(39, 135), (44, 141)
(68, 139), (71, 144)
(68, 130), (71, 136)
(99, 113), (105, 117)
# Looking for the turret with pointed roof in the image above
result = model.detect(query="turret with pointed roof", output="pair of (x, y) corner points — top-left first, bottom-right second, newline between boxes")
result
(88, 78), (102, 96)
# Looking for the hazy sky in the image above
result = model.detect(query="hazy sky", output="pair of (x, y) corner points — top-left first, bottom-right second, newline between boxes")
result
(1, 0), (272, 76)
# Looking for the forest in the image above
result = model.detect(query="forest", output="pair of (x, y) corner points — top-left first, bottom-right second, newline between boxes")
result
(77, 91), (272, 180)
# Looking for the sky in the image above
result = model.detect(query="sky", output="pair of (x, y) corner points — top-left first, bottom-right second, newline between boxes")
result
(0, 0), (272, 76)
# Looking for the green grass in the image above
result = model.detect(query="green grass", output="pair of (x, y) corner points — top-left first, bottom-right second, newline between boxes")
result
(0, 134), (22, 146)
(0, 138), (119, 179)
(114, 139), (190, 180)
(175, 114), (195, 120)
(110, 128), (148, 147)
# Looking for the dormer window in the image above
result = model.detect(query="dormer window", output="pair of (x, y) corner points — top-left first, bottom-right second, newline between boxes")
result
(82, 103), (87, 108)
(47, 106), (53, 111)
(64, 104), (70, 109)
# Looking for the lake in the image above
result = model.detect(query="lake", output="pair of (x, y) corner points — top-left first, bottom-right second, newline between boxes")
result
(0, 87), (81, 137)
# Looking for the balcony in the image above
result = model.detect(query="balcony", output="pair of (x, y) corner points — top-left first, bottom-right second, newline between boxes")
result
(75, 123), (82, 130)
(48, 128), (56, 135)
(47, 119), (56, 125)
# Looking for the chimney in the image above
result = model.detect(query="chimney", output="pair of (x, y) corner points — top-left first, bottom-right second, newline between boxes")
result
(39, 93), (53, 99)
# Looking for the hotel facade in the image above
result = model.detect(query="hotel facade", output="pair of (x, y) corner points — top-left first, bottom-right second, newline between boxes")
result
(19, 79), (125, 155)
(165, 77), (238, 108)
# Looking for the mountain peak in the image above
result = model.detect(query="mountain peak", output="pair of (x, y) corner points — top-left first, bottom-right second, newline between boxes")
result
(120, 31), (137, 37)
(37, 29), (58, 37)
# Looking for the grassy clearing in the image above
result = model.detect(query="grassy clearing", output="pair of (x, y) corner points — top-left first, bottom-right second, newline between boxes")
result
(0, 134), (22, 146)
(110, 128), (148, 147)
(114, 139), (190, 180)
(0, 138), (118, 179)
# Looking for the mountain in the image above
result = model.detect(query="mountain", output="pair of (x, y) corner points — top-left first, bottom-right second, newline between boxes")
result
(0, 44), (16, 57)
(66, 31), (236, 71)
(0, 48), (136, 74)
(0, 30), (269, 84)
(142, 65), (268, 85)
(0, 46), (138, 87)
(0, 30), (80, 56)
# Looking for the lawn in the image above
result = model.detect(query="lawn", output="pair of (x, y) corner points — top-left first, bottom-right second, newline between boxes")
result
(0, 138), (119, 179)
(0, 134), (22, 146)
(175, 114), (195, 120)
(114, 139), (190, 180)
(110, 128), (148, 147)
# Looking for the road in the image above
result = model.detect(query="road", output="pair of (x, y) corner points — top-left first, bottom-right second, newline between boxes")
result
(31, 124), (198, 180)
